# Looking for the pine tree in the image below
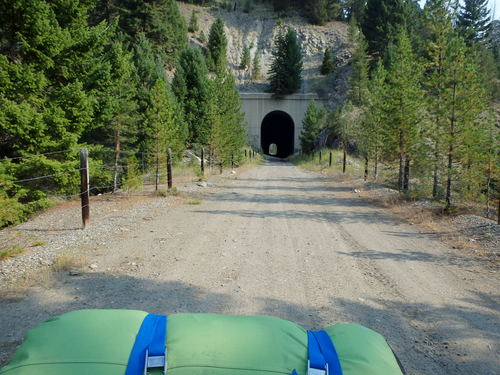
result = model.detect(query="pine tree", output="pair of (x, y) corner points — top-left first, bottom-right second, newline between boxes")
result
(175, 47), (211, 145)
(346, 0), (367, 24)
(422, 0), (454, 199)
(130, 33), (167, 154)
(241, 45), (251, 69)
(145, 79), (187, 159)
(384, 30), (423, 191)
(189, 9), (199, 33)
(348, 19), (370, 105)
(268, 27), (303, 97)
(329, 102), (356, 173)
(362, 0), (406, 58)
(300, 100), (327, 154)
(208, 67), (247, 166)
(96, 0), (187, 67)
(364, 60), (388, 179)
(206, 17), (227, 72)
(457, 0), (492, 45)
(199, 30), (207, 44)
(321, 48), (335, 75)
(251, 53), (261, 80)
(102, 41), (138, 192)
(439, 37), (486, 211)
(305, 0), (329, 25)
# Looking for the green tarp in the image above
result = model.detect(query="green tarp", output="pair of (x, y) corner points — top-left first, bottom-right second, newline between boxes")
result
(0, 310), (404, 375)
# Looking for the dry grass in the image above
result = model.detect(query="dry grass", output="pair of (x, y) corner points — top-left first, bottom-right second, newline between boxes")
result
(0, 245), (25, 260)
(52, 252), (86, 273)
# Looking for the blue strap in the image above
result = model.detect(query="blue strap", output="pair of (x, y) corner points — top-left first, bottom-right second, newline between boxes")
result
(292, 330), (343, 375)
(307, 331), (327, 370)
(311, 331), (343, 375)
(125, 314), (167, 375)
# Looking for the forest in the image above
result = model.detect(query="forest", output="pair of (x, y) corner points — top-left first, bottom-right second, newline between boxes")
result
(0, 0), (246, 227)
(0, 0), (498, 226)
(299, 0), (499, 216)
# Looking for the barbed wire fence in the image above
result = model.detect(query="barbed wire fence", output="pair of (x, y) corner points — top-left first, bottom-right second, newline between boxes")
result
(1, 146), (261, 228)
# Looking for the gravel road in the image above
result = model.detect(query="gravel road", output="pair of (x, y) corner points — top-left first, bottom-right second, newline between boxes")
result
(1, 160), (499, 374)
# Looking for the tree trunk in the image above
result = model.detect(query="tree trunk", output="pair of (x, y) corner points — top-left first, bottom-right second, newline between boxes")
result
(432, 153), (439, 200)
(374, 149), (379, 181)
(113, 129), (121, 193)
(486, 159), (491, 218)
(403, 155), (410, 192)
(398, 131), (404, 191)
(497, 191), (500, 225)
(432, 137), (440, 199)
(342, 145), (347, 174)
(364, 155), (369, 181)
(445, 82), (457, 213)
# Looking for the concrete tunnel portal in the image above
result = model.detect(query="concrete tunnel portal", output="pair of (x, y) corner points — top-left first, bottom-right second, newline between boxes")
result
(260, 110), (295, 158)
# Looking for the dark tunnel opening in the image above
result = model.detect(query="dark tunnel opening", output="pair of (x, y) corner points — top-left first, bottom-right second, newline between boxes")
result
(260, 111), (294, 158)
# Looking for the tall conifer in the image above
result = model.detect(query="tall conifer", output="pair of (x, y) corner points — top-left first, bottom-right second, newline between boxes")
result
(268, 27), (303, 97)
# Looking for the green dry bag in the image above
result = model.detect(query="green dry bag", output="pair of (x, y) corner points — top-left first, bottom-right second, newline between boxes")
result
(0, 310), (404, 375)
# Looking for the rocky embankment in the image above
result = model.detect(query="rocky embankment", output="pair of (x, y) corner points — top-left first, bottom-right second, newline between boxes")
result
(178, 2), (351, 106)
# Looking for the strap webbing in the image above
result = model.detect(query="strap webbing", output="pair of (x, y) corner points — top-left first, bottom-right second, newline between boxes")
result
(309, 330), (343, 375)
(292, 330), (343, 375)
(125, 314), (167, 375)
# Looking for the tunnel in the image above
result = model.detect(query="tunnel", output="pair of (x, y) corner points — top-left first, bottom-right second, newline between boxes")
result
(260, 111), (295, 158)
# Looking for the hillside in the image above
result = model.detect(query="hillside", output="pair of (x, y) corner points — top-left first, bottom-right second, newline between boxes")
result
(178, 2), (351, 104)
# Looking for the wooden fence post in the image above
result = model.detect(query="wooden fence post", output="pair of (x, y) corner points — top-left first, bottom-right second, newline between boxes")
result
(319, 151), (322, 163)
(329, 152), (332, 167)
(80, 148), (90, 229)
(201, 147), (205, 176)
(167, 148), (173, 189)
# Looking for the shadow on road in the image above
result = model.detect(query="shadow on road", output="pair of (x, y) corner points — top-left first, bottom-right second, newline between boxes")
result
(1, 272), (498, 374)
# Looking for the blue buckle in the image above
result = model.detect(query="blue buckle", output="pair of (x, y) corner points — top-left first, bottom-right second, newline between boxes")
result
(308, 360), (329, 375)
(143, 349), (167, 375)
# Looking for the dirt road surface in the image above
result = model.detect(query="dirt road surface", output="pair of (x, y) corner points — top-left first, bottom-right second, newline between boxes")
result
(1, 160), (499, 374)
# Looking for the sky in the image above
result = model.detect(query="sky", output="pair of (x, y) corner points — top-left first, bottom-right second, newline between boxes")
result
(418, 0), (499, 20)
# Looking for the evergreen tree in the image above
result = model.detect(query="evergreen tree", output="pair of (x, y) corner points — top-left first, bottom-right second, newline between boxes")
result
(305, 0), (329, 25)
(268, 27), (303, 97)
(300, 100), (327, 154)
(252, 53), (262, 80)
(206, 17), (227, 72)
(364, 60), (388, 179)
(348, 19), (370, 105)
(241, 45), (251, 69)
(438, 37), (487, 211)
(94, 0), (187, 67)
(321, 48), (335, 75)
(199, 30), (207, 44)
(362, 0), (406, 58)
(384, 30), (423, 191)
(422, 0), (454, 199)
(208, 67), (247, 166)
(403, 0), (425, 53)
(130, 33), (167, 153)
(457, 0), (492, 45)
(329, 102), (356, 173)
(0, 0), (112, 156)
(175, 47), (211, 145)
(97, 40), (138, 191)
(189, 9), (199, 33)
(345, 0), (367, 24)
(145, 79), (187, 159)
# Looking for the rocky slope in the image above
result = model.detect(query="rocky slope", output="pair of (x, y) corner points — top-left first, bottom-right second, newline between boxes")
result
(178, 1), (351, 106)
